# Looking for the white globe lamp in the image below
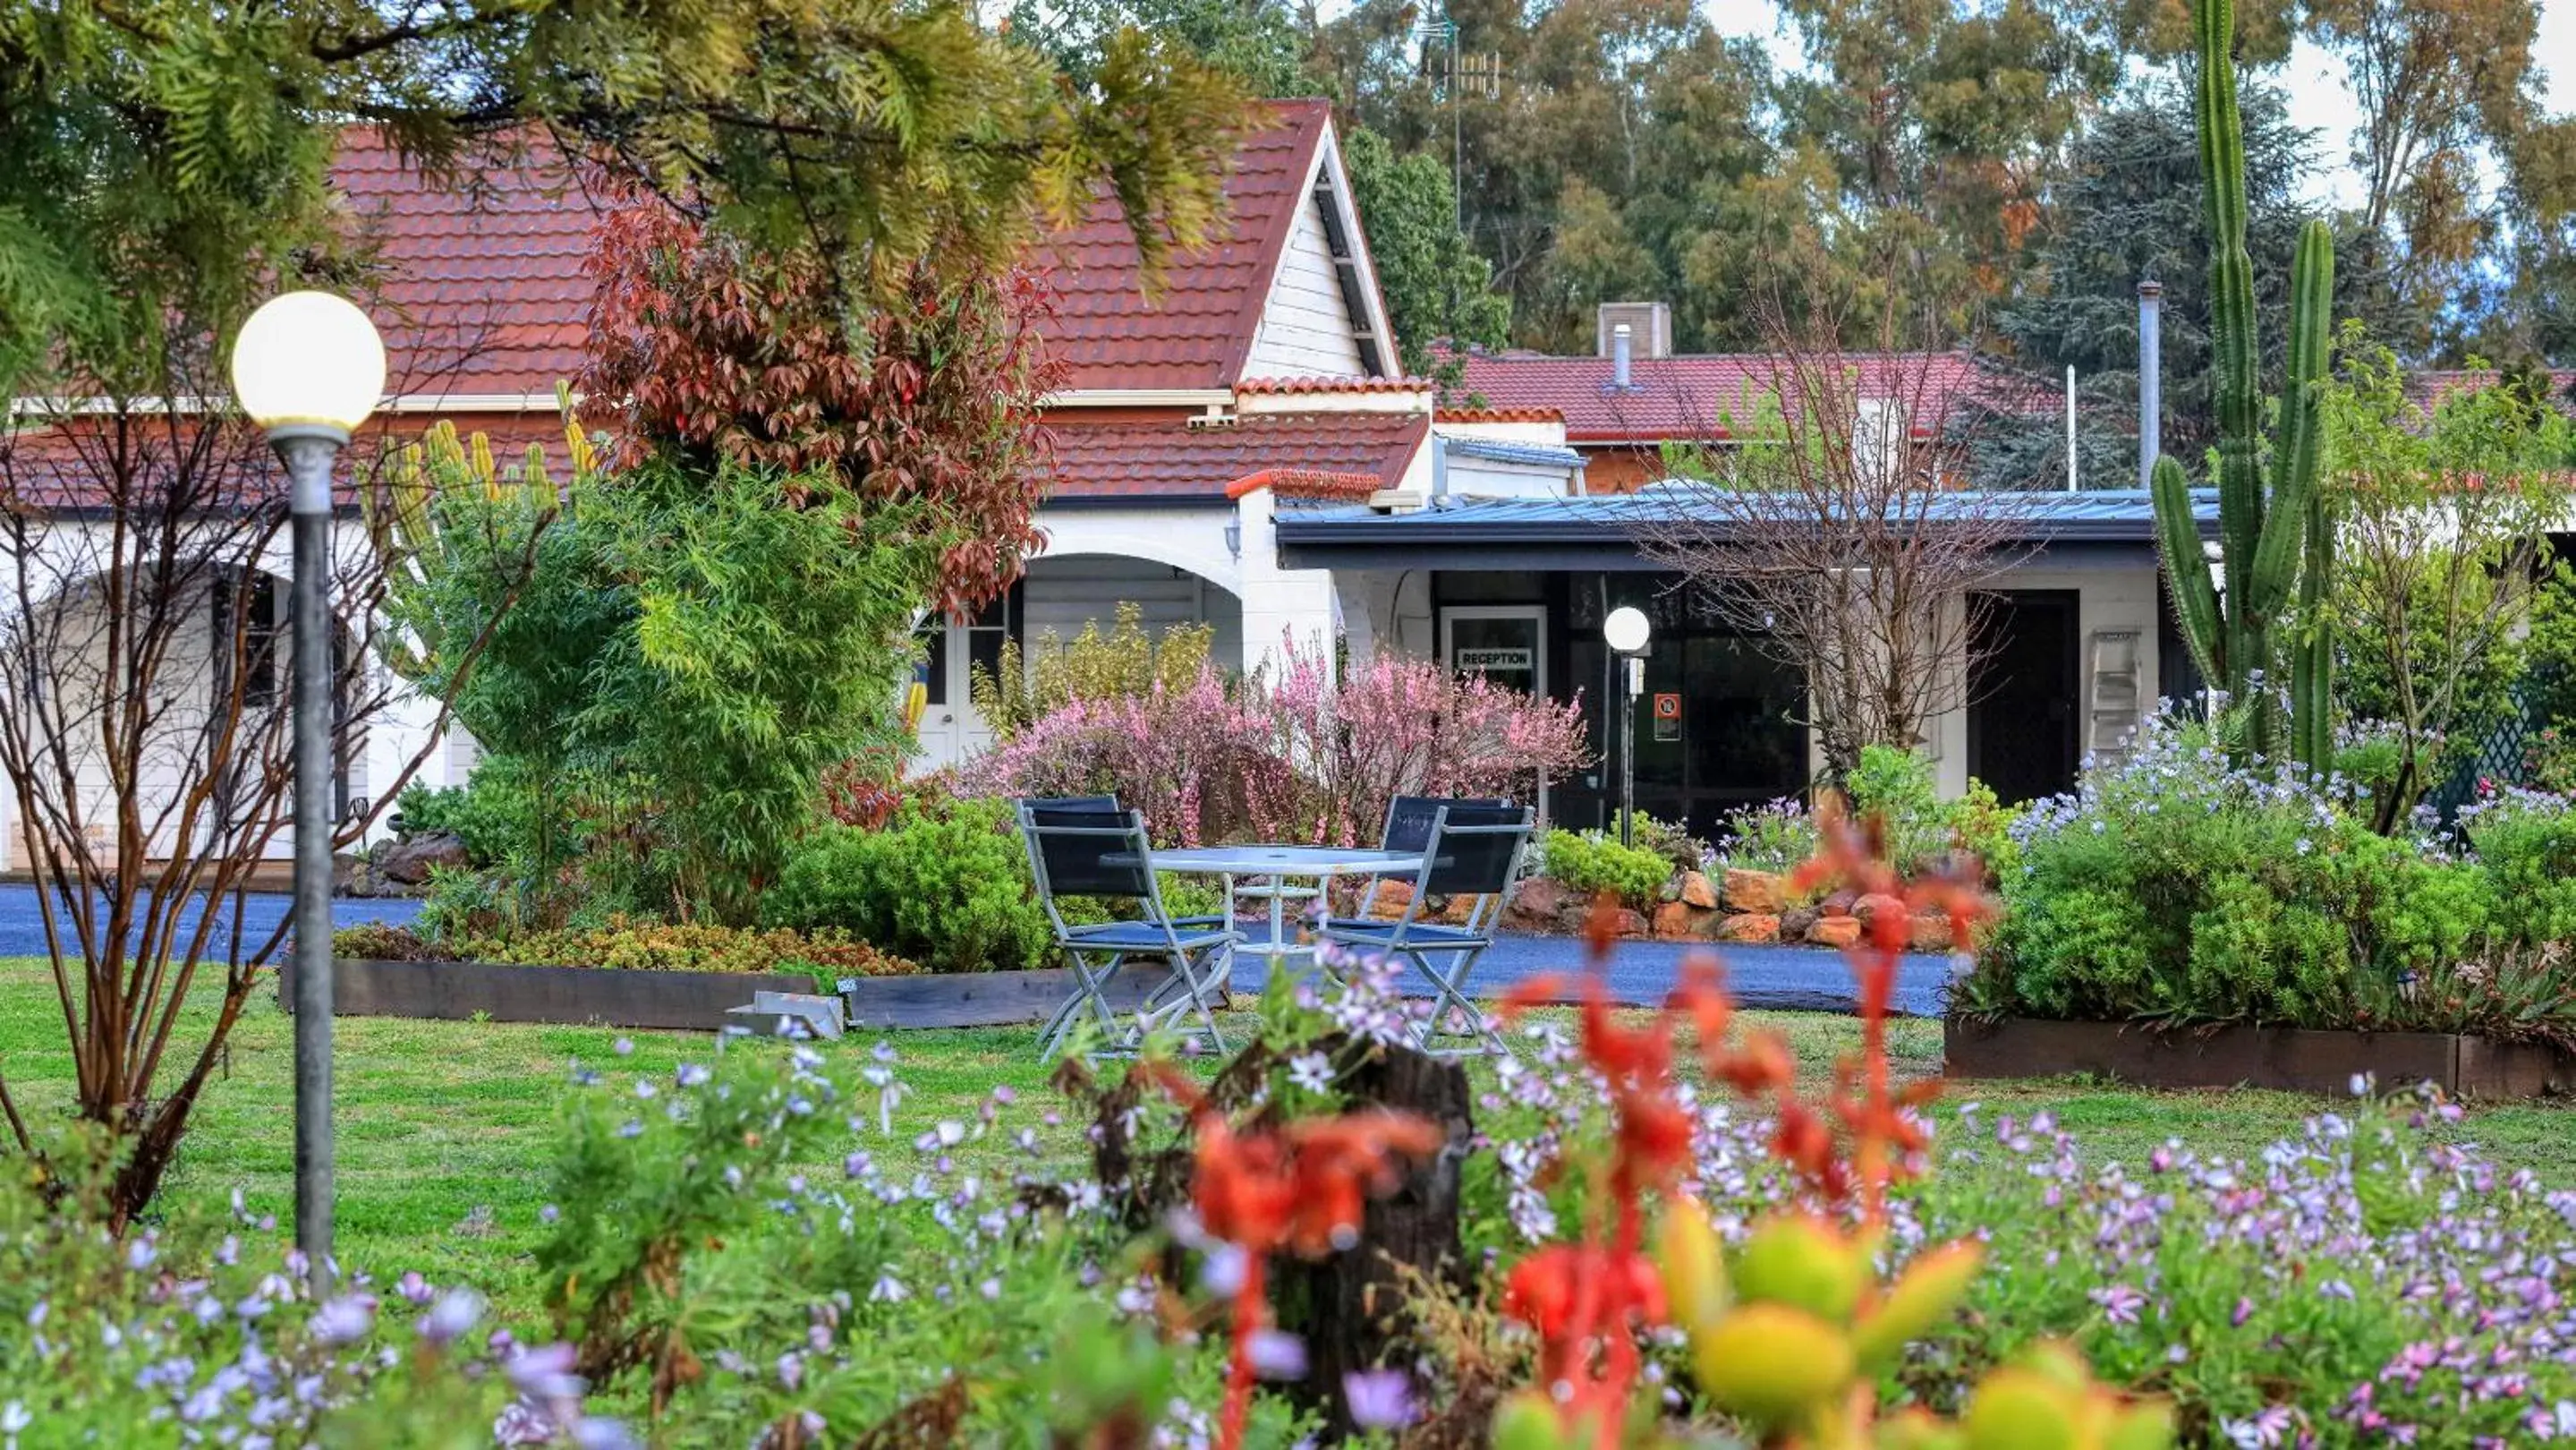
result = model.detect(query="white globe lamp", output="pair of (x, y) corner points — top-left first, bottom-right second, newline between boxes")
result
(231, 288), (384, 1296)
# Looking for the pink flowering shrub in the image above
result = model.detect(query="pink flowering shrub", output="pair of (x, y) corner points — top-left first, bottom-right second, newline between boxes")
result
(959, 667), (1295, 846)
(963, 644), (1592, 846)
(1243, 645), (1592, 846)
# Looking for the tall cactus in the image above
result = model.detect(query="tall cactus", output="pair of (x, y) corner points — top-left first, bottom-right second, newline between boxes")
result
(2150, 0), (2336, 771)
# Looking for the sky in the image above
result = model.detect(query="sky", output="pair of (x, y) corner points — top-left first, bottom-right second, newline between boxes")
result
(1701, 0), (2576, 209)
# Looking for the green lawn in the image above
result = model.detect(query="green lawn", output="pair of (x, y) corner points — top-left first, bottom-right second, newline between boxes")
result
(3, 957), (2572, 1310)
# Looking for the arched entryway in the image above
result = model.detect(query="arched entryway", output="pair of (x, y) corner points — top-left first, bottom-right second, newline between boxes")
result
(909, 550), (1246, 770)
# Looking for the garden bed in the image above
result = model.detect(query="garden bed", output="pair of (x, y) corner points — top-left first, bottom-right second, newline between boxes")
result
(281, 958), (820, 1033)
(285, 957), (1186, 1034)
(1944, 1016), (2576, 1098)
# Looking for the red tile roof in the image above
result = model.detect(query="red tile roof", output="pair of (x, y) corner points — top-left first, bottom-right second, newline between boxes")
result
(1453, 350), (1995, 442)
(325, 101), (1347, 401)
(1033, 100), (1338, 392)
(1223, 466), (1385, 501)
(333, 131), (601, 399)
(2405, 369), (2576, 414)
(1046, 410), (1424, 500)
(1236, 374), (1432, 395)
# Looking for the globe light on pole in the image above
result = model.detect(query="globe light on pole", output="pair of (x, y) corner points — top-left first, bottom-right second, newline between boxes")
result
(1602, 607), (1651, 848)
(230, 289), (384, 1293)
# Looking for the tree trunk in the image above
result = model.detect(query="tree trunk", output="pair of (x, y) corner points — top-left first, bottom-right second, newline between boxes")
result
(1271, 1042), (1475, 1439)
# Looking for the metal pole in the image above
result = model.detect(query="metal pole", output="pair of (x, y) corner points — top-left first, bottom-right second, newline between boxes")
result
(1619, 654), (1639, 848)
(2137, 279), (2164, 488)
(2064, 364), (2079, 492)
(275, 427), (343, 1295)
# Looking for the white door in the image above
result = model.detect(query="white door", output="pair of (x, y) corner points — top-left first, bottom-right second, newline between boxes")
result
(908, 597), (1009, 772)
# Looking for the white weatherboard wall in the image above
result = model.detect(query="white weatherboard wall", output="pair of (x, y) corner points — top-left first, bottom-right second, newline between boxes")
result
(1926, 560), (2164, 798)
(1243, 187), (1368, 379)
(1022, 553), (1245, 668)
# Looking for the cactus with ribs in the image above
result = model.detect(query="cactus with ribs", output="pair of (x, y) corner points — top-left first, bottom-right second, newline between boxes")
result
(2149, 0), (2337, 771)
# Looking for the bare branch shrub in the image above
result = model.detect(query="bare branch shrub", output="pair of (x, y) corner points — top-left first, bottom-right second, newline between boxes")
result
(1629, 291), (2036, 781)
(0, 388), (543, 1221)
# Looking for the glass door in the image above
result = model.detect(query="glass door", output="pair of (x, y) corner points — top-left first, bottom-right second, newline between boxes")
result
(1441, 606), (1546, 695)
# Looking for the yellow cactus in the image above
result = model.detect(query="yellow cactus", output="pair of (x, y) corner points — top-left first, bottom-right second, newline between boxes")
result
(1955, 1346), (2173, 1450)
(1657, 1198), (1730, 1335)
(1851, 1241), (1983, 1372)
(1691, 1301), (1857, 1433)
(1735, 1215), (1870, 1322)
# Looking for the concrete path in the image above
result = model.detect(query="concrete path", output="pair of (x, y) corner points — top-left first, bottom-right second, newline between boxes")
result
(0, 886), (1953, 1018)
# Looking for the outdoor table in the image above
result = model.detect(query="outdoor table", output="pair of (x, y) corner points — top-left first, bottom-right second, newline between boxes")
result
(1118, 845), (1425, 978)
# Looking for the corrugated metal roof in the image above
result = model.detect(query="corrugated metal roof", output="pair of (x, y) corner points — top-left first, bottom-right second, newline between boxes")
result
(1274, 486), (2220, 546)
(1440, 437), (1587, 469)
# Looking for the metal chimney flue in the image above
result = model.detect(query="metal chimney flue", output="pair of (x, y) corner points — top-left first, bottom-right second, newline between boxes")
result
(2137, 279), (2164, 489)
(1611, 322), (1633, 391)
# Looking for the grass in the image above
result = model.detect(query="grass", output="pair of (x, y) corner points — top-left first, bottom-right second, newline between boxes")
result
(3, 956), (2573, 1311)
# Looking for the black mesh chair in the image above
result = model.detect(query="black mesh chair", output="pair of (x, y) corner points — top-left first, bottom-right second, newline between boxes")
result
(1321, 802), (1533, 1055)
(1016, 795), (1228, 934)
(1353, 795), (1509, 920)
(1018, 802), (1238, 1059)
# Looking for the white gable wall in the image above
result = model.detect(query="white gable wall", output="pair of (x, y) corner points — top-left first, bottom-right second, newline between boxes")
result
(1244, 189), (1368, 379)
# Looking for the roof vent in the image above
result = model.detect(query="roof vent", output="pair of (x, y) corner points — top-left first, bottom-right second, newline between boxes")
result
(1595, 302), (1671, 361)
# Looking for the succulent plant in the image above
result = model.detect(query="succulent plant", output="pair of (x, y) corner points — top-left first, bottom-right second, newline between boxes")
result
(2149, 0), (2337, 772)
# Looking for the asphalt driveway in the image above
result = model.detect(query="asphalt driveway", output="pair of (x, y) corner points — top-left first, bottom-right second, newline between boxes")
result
(0, 885), (1952, 1017)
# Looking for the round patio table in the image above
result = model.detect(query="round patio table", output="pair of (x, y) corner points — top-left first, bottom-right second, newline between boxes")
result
(1134, 845), (1424, 975)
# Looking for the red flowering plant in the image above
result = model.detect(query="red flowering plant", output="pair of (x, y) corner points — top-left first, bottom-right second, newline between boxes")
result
(1485, 799), (2172, 1450)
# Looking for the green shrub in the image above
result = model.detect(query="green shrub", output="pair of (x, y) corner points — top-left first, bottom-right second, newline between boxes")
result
(392, 762), (552, 871)
(763, 798), (1053, 972)
(2461, 789), (2576, 944)
(1970, 716), (2521, 1031)
(1713, 798), (1820, 875)
(1539, 828), (1673, 908)
(1627, 813), (1711, 874)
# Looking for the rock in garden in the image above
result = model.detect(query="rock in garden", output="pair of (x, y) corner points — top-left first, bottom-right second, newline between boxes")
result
(1780, 907), (1820, 942)
(1611, 908), (1651, 939)
(1806, 916), (1862, 949)
(1370, 880), (1415, 921)
(1510, 875), (1575, 924)
(1722, 868), (1783, 915)
(1651, 902), (1701, 940)
(1853, 892), (1908, 928)
(1909, 913), (1955, 953)
(374, 831), (470, 887)
(1819, 888), (1858, 918)
(1679, 870), (1719, 909)
(1717, 913), (1781, 944)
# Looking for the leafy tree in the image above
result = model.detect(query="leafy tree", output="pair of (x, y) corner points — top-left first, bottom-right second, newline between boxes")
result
(0, 0), (1240, 1217)
(2300, 0), (2569, 352)
(2325, 334), (2576, 830)
(1007, 0), (1314, 96)
(1773, 0), (2121, 311)
(1971, 82), (2408, 490)
(1340, 127), (1510, 378)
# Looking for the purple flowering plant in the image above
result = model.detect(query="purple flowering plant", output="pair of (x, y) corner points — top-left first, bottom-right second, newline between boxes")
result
(1965, 709), (2576, 1042)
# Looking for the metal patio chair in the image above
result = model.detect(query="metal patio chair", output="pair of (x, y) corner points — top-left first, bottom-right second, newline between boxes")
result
(1351, 795), (1509, 922)
(1319, 802), (1534, 1056)
(1018, 802), (1239, 1060)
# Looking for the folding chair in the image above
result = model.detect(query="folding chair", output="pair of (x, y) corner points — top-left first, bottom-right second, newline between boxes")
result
(1352, 796), (1508, 921)
(1320, 803), (1533, 1056)
(1018, 803), (1239, 1060)
(1016, 795), (1229, 934)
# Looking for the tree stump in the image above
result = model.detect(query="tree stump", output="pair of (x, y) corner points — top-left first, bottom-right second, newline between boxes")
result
(1271, 1040), (1475, 1439)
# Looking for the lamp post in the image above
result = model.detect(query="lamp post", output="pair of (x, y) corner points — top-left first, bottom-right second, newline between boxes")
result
(230, 291), (386, 1292)
(1602, 606), (1651, 848)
